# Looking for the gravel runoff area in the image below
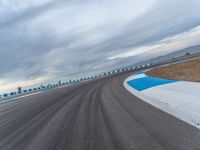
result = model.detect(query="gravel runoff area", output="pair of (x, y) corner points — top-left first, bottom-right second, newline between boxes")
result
(146, 58), (200, 82)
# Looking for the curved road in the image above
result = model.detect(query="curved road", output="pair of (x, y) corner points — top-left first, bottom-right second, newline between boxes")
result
(1, 71), (200, 150)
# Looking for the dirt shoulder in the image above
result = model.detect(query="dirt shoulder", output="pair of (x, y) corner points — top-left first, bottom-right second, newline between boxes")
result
(146, 58), (200, 82)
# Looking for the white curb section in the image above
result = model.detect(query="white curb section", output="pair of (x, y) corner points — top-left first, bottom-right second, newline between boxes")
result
(124, 74), (200, 129)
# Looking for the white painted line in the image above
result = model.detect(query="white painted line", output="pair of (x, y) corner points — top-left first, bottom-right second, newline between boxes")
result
(0, 91), (43, 104)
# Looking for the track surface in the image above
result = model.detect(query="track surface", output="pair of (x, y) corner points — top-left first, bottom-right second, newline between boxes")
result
(1, 72), (200, 150)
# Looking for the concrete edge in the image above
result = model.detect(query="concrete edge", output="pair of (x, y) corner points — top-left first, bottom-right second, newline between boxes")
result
(124, 73), (200, 129)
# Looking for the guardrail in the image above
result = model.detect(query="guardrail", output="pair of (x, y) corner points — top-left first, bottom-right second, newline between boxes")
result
(0, 63), (153, 100)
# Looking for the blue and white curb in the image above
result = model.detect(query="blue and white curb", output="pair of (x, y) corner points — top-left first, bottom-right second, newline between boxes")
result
(124, 71), (200, 129)
(127, 75), (177, 91)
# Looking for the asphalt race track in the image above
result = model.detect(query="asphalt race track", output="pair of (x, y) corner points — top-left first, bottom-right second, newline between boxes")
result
(1, 71), (200, 150)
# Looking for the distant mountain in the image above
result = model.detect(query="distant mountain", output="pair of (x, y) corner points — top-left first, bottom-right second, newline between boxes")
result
(165, 45), (200, 57)
(147, 45), (200, 64)
(120, 45), (200, 69)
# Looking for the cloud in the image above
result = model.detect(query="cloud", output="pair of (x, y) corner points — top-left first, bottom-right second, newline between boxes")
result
(108, 25), (200, 60)
(0, 76), (50, 93)
(108, 45), (162, 60)
(0, 0), (200, 92)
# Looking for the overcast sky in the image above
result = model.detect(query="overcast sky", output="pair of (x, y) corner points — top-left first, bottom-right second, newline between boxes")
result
(1, 0), (200, 92)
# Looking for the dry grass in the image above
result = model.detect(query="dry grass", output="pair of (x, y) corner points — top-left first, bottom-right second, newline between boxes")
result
(146, 58), (200, 82)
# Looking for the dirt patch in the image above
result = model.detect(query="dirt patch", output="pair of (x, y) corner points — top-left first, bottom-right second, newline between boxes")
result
(146, 58), (200, 82)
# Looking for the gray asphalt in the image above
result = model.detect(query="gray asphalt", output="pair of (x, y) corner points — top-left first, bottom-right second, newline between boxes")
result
(1, 71), (200, 150)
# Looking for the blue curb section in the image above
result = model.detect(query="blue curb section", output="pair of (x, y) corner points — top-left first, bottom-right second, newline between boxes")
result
(127, 76), (177, 91)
